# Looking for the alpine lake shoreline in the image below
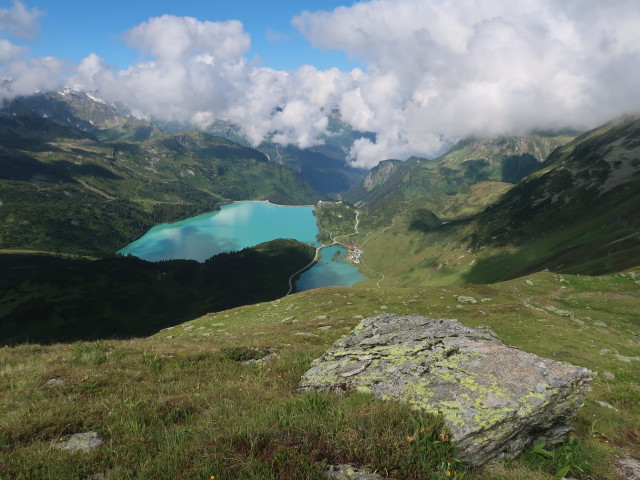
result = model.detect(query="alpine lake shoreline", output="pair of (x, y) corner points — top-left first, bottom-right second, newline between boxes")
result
(116, 199), (367, 293)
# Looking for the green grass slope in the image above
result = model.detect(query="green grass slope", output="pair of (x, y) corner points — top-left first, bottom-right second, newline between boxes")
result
(2, 268), (638, 479)
(0, 239), (315, 344)
(351, 117), (639, 286)
(343, 134), (572, 209)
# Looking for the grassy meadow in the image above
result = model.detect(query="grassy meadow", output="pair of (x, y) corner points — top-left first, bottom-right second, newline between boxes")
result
(2, 268), (638, 479)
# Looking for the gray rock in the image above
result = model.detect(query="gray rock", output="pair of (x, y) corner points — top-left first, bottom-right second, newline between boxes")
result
(616, 457), (640, 480)
(299, 314), (593, 467)
(603, 371), (616, 380)
(325, 464), (383, 480)
(242, 349), (279, 366)
(596, 401), (616, 410)
(53, 432), (104, 452)
(457, 296), (477, 304)
(44, 378), (64, 387)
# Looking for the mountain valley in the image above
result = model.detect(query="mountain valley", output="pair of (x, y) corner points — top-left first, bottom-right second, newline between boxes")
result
(1, 90), (639, 480)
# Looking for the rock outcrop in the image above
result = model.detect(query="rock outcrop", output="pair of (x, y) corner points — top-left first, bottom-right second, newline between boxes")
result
(299, 314), (593, 467)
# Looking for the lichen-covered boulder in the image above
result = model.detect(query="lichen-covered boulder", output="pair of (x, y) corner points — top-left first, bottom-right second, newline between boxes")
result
(299, 314), (593, 467)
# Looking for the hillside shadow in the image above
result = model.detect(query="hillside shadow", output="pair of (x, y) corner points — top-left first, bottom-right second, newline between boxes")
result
(501, 154), (539, 183)
(461, 228), (640, 284)
(0, 154), (68, 181)
(408, 208), (441, 232)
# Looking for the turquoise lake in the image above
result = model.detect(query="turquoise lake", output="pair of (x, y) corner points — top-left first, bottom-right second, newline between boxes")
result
(117, 201), (365, 291)
(296, 245), (366, 291)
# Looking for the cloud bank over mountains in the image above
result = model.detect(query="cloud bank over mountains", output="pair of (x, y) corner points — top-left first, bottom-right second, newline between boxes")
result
(2, 0), (640, 168)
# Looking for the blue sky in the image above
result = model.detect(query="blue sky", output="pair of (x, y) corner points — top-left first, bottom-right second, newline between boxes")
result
(25, 0), (362, 71)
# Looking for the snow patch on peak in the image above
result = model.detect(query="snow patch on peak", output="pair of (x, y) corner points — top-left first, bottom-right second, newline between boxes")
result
(85, 92), (106, 105)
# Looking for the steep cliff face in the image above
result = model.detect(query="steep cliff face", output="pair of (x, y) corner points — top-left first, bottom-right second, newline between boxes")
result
(362, 159), (403, 190)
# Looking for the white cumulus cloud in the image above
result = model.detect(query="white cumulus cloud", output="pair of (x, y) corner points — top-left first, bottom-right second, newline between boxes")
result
(294, 0), (640, 167)
(5, 56), (66, 95)
(0, 38), (26, 64)
(4, 1), (640, 170)
(73, 15), (361, 150)
(0, 1), (65, 98)
(0, 0), (42, 40)
(75, 16), (252, 125)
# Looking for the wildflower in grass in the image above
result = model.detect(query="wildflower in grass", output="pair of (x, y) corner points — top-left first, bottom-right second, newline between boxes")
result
(438, 433), (449, 441)
(446, 471), (452, 477)
(405, 435), (415, 443)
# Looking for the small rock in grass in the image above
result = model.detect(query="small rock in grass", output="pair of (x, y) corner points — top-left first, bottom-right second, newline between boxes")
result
(53, 432), (103, 452)
(603, 371), (616, 380)
(525, 279), (534, 286)
(457, 295), (477, 304)
(594, 321), (608, 328)
(325, 464), (383, 480)
(242, 349), (279, 366)
(596, 401), (617, 410)
(44, 378), (64, 388)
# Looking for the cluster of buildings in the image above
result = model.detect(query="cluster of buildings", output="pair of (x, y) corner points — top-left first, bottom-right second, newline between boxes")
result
(347, 246), (364, 264)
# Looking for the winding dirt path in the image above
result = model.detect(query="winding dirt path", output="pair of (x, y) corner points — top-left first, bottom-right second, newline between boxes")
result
(332, 210), (360, 246)
(355, 215), (399, 288)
